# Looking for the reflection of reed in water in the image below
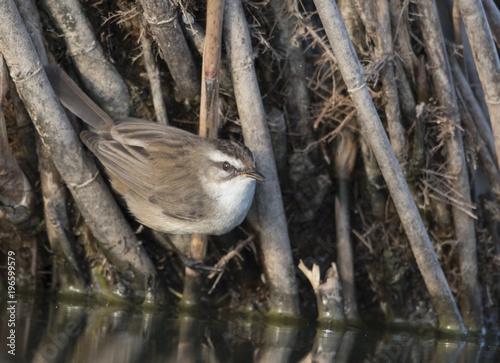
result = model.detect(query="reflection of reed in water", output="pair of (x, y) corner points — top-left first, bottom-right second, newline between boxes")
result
(5, 299), (499, 363)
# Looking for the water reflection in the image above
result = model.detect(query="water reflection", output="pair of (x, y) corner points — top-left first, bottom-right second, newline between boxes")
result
(1, 299), (498, 362)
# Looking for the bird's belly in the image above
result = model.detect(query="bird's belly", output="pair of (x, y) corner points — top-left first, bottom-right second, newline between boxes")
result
(123, 180), (256, 235)
(212, 180), (256, 234)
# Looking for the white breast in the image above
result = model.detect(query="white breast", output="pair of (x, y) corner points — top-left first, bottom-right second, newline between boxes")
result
(202, 176), (256, 233)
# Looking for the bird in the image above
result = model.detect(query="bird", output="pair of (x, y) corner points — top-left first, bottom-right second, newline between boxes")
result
(44, 66), (264, 236)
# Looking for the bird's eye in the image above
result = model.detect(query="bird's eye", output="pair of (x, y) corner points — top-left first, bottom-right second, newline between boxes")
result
(222, 162), (231, 171)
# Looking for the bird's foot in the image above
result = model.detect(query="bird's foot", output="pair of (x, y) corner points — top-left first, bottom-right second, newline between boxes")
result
(181, 256), (223, 273)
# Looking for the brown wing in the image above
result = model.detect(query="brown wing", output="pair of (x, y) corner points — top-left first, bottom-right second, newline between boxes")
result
(81, 120), (210, 221)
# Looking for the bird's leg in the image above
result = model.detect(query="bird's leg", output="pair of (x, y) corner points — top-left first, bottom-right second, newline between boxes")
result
(162, 234), (223, 272)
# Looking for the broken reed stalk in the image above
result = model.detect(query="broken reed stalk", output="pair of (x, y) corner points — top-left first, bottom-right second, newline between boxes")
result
(457, 0), (500, 170)
(140, 0), (199, 101)
(224, 0), (299, 316)
(418, 0), (482, 331)
(41, 0), (130, 118)
(313, 0), (465, 332)
(0, 0), (159, 303)
(139, 18), (169, 126)
(298, 261), (345, 322)
(182, 0), (226, 306)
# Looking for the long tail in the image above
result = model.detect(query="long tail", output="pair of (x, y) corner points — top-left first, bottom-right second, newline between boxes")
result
(44, 65), (114, 131)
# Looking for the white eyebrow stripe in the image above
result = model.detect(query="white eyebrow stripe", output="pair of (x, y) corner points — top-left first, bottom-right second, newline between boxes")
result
(207, 150), (244, 169)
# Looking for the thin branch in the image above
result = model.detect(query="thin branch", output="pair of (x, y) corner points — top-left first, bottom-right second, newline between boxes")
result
(208, 235), (254, 294)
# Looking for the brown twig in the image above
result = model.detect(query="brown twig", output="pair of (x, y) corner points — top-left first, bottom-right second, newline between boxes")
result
(199, 0), (225, 139)
(420, 179), (477, 219)
(352, 229), (375, 255)
(183, 0), (226, 306)
(208, 235), (254, 294)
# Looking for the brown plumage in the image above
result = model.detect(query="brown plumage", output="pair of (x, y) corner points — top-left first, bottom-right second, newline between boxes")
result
(45, 66), (264, 235)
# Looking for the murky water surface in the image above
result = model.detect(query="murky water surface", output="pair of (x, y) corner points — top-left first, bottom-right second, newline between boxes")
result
(1, 297), (499, 362)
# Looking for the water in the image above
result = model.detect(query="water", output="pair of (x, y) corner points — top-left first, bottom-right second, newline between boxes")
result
(1, 297), (499, 362)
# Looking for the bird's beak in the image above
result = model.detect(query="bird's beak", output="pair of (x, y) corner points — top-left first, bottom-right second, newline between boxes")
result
(240, 169), (265, 181)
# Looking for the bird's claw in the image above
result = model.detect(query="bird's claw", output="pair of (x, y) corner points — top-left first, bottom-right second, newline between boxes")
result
(181, 256), (223, 273)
